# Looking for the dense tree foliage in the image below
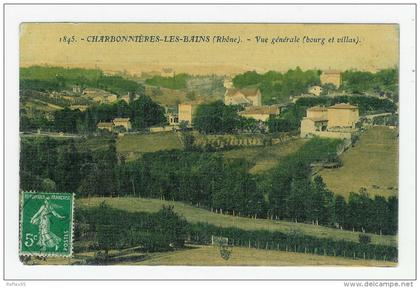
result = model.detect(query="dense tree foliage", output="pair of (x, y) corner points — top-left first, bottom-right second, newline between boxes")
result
(233, 68), (321, 104)
(267, 116), (292, 133)
(20, 137), (119, 197)
(21, 136), (398, 235)
(342, 69), (398, 101)
(193, 101), (243, 134)
(295, 95), (397, 115)
(129, 96), (167, 129)
(232, 68), (398, 105)
(20, 112), (53, 132)
(76, 204), (188, 253)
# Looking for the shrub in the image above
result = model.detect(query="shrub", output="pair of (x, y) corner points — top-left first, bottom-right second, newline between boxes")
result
(359, 234), (372, 245)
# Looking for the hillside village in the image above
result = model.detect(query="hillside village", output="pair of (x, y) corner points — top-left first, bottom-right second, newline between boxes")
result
(20, 65), (399, 196)
(89, 68), (395, 145)
(19, 65), (399, 265)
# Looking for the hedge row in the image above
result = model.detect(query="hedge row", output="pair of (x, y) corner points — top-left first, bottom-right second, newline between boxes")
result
(187, 223), (397, 262)
(74, 206), (397, 262)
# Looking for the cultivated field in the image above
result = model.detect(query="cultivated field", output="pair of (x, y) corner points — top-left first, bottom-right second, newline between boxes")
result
(319, 126), (398, 199)
(222, 138), (306, 174)
(77, 197), (396, 247)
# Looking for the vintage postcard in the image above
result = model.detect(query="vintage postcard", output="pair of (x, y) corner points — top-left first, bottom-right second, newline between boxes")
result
(17, 22), (401, 268)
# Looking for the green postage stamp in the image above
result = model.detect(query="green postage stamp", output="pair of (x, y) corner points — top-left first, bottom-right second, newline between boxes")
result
(20, 191), (74, 257)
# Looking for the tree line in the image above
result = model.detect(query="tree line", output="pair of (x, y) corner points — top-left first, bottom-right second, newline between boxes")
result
(74, 204), (397, 262)
(20, 66), (144, 96)
(232, 68), (398, 105)
(295, 95), (397, 115)
(342, 69), (398, 101)
(145, 73), (189, 90)
(188, 222), (397, 262)
(232, 68), (321, 104)
(20, 135), (398, 235)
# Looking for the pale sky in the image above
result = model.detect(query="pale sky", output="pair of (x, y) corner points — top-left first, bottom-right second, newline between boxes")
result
(20, 23), (399, 75)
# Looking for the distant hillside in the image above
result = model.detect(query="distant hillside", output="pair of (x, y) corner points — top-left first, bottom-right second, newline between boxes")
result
(20, 66), (144, 96)
(20, 66), (102, 82)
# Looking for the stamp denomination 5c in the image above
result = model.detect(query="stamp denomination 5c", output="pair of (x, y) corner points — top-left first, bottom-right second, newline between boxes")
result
(19, 191), (74, 257)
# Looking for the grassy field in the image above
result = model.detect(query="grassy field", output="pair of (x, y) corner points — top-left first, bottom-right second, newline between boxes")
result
(129, 245), (396, 266)
(77, 197), (396, 247)
(116, 132), (183, 160)
(319, 126), (398, 199)
(222, 138), (306, 174)
(30, 245), (395, 266)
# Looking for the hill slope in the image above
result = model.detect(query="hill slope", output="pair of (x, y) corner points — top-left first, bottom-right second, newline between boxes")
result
(77, 197), (396, 247)
(319, 126), (398, 199)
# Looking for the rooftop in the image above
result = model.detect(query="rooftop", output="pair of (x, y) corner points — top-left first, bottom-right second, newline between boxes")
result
(113, 118), (130, 122)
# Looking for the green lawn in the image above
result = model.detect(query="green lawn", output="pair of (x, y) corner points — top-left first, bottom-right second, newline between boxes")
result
(319, 126), (398, 199)
(77, 197), (396, 247)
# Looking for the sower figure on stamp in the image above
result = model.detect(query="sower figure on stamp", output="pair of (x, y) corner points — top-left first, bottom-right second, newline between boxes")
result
(30, 198), (65, 251)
